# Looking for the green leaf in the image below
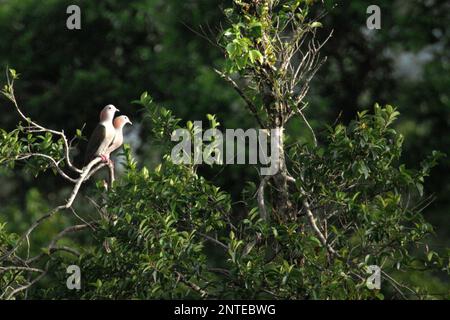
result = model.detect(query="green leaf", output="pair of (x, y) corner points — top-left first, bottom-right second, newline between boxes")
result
(272, 227), (279, 238)
(249, 50), (263, 64)
(310, 21), (323, 28)
(416, 183), (424, 197)
(226, 42), (239, 58)
(9, 68), (19, 79)
(358, 161), (370, 179)
(249, 21), (263, 38)
(375, 292), (384, 300)
(308, 236), (321, 246)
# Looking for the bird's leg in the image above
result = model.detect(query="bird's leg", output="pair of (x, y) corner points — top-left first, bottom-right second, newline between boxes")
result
(107, 159), (115, 188)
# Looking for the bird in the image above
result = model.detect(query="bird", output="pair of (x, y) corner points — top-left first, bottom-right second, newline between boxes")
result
(84, 104), (120, 166)
(104, 115), (132, 162)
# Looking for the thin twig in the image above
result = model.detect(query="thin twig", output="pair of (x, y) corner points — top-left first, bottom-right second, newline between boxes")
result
(196, 232), (228, 251)
(296, 109), (317, 147)
(286, 175), (337, 256)
(214, 69), (265, 128)
(5, 262), (49, 300)
(5, 72), (82, 174)
(175, 271), (208, 298)
(0, 157), (101, 262)
(15, 153), (77, 183)
(257, 176), (270, 220)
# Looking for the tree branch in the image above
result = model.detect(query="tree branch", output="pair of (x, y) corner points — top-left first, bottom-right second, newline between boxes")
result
(4, 72), (82, 174)
(286, 175), (337, 256)
(0, 157), (101, 262)
(4, 262), (49, 300)
(175, 271), (208, 298)
(295, 108), (317, 147)
(214, 69), (265, 128)
(196, 231), (228, 251)
(15, 153), (77, 183)
(257, 176), (270, 220)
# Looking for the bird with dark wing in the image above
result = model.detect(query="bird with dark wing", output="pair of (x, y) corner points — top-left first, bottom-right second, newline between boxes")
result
(84, 104), (119, 166)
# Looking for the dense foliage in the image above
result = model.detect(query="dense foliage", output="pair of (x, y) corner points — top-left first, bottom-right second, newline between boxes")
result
(1, 90), (447, 299)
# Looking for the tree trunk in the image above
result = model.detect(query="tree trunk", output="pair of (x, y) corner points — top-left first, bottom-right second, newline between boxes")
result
(270, 126), (294, 221)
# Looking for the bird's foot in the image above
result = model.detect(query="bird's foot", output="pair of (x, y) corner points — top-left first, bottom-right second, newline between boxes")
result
(100, 154), (109, 163)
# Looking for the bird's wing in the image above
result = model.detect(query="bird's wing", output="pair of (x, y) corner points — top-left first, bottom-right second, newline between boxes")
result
(103, 133), (117, 157)
(108, 133), (117, 149)
(106, 131), (123, 155)
(84, 124), (106, 165)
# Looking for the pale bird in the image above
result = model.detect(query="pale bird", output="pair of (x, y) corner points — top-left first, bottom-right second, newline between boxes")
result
(105, 115), (132, 162)
(84, 104), (119, 166)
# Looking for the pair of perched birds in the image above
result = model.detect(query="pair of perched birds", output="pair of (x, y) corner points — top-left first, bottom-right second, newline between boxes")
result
(84, 104), (132, 166)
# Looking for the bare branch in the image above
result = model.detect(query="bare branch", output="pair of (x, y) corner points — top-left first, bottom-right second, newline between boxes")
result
(214, 69), (265, 128)
(66, 158), (102, 207)
(15, 153), (77, 183)
(175, 271), (208, 298)
(26, 246), (81, 265)
(257, 176), (270, 220)
(107, 161), (115, 189)
(25, 224), (88, 264)
(181, 21), (219, 49)
(196, 231), (228, 251)
(0, 157), (102, 262)
(295, 109), (317, 147)
(286, 175), (337, 256)
(5, 262), (48, 300)
(382, 271), (419, 299)
(0, 266), (44, 275)
(4, 72), (82, 174)
(302, 195), (335, 255)
(84, 162), (107, 181)
(49, 224), (89, 249)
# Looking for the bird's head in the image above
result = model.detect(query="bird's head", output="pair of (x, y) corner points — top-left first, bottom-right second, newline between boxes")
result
(113, 115), (132, 129)
(100, 104), (120, 122)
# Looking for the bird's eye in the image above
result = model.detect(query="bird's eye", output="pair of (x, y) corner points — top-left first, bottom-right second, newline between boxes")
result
(108, 107), (112, 110)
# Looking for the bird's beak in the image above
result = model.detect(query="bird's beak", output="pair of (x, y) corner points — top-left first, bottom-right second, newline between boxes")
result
(116, 108), (120, 113)
(128, 120), (133, 125)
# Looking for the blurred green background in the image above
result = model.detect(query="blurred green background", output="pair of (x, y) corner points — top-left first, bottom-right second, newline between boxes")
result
(0, 0), (448, 294)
